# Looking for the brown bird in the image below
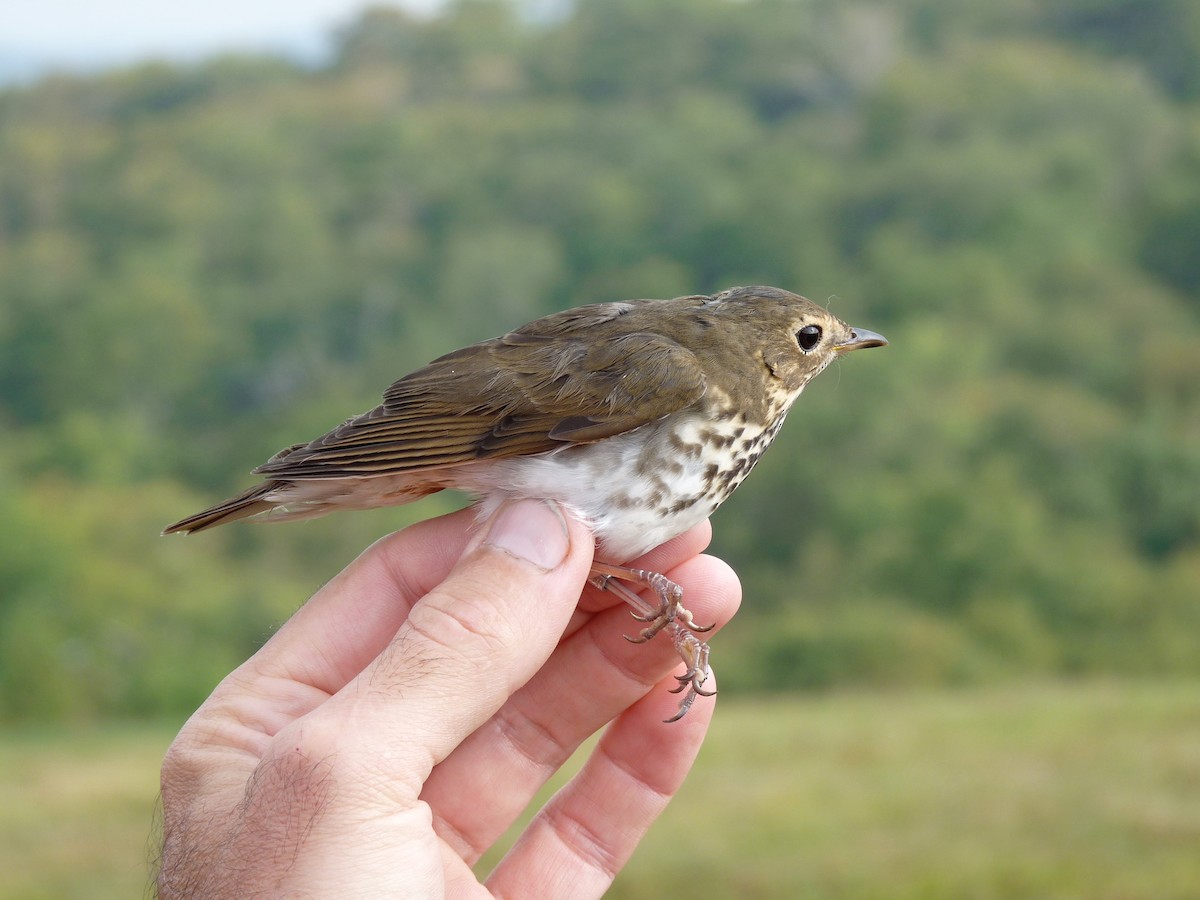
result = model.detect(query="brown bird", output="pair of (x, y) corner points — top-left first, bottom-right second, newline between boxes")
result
(165, 285), (886, 719)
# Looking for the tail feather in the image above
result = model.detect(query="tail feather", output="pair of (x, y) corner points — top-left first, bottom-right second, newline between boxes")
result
(163, 482), (278, 535)
(164, 471), (448, 535)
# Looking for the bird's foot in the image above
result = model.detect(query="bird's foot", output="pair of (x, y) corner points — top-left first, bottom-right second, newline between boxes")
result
(588, 561), (717, 722)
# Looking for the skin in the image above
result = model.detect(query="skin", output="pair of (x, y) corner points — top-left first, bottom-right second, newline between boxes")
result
(156, 499), (741, 898)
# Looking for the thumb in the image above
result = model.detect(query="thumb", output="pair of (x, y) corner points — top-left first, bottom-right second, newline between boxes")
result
(329, 499), (595, 765)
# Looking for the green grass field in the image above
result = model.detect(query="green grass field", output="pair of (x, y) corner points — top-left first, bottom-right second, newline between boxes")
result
(3, 681), (1198, 899)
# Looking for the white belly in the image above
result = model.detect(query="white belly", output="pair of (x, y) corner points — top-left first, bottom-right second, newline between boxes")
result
(463, 411), (781, 561)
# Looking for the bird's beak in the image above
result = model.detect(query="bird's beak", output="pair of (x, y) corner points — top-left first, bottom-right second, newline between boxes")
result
(836, 327), (888, 352)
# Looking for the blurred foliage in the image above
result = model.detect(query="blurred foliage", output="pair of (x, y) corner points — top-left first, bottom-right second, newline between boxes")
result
(0, 0), (1197, 721)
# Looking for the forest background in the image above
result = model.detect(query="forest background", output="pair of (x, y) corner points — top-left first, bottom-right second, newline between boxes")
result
(3, 0), (1197, 721)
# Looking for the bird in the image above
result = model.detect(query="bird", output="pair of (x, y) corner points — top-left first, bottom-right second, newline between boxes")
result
(165, 285), (887, 719)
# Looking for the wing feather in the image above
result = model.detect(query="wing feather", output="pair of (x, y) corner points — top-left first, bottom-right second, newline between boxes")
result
(255, 305), (707, 480)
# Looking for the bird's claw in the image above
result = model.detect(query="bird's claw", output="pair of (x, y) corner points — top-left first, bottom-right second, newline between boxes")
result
(662, 626), (714, 723)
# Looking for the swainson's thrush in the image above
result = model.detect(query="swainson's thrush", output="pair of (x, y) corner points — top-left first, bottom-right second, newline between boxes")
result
(165, 285), (886, 719)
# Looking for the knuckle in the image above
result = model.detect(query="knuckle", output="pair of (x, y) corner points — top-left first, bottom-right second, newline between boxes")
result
(406, 569), (524, 660)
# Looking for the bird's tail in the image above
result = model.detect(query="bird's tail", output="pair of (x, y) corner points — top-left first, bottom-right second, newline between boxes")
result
(162, 482), (278, 535)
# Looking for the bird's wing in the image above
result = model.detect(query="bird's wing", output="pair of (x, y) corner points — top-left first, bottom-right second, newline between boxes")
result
(253, 328), (707, 479)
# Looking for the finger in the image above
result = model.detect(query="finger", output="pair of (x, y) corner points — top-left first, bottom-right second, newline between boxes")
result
(423, 551), (740, 862)
(296, 499), (596, 787)
(244, 507), (480, 694)
(485, 669), (717, 898)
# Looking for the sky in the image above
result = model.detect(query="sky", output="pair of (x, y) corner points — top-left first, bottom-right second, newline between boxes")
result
(0, 0), (442, 84)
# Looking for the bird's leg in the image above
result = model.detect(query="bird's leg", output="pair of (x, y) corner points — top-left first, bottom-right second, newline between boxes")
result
(588, 561), (715, 640)
(588, 561), (716, 722)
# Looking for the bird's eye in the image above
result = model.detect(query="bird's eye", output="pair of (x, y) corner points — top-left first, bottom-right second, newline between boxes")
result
(796, 324), (822, 352)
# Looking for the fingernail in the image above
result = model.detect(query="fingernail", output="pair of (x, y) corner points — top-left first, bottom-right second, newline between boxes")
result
(483, 499), (569, 570)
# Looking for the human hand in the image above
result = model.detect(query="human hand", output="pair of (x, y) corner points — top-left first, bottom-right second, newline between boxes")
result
(156, 499), (740, 897)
